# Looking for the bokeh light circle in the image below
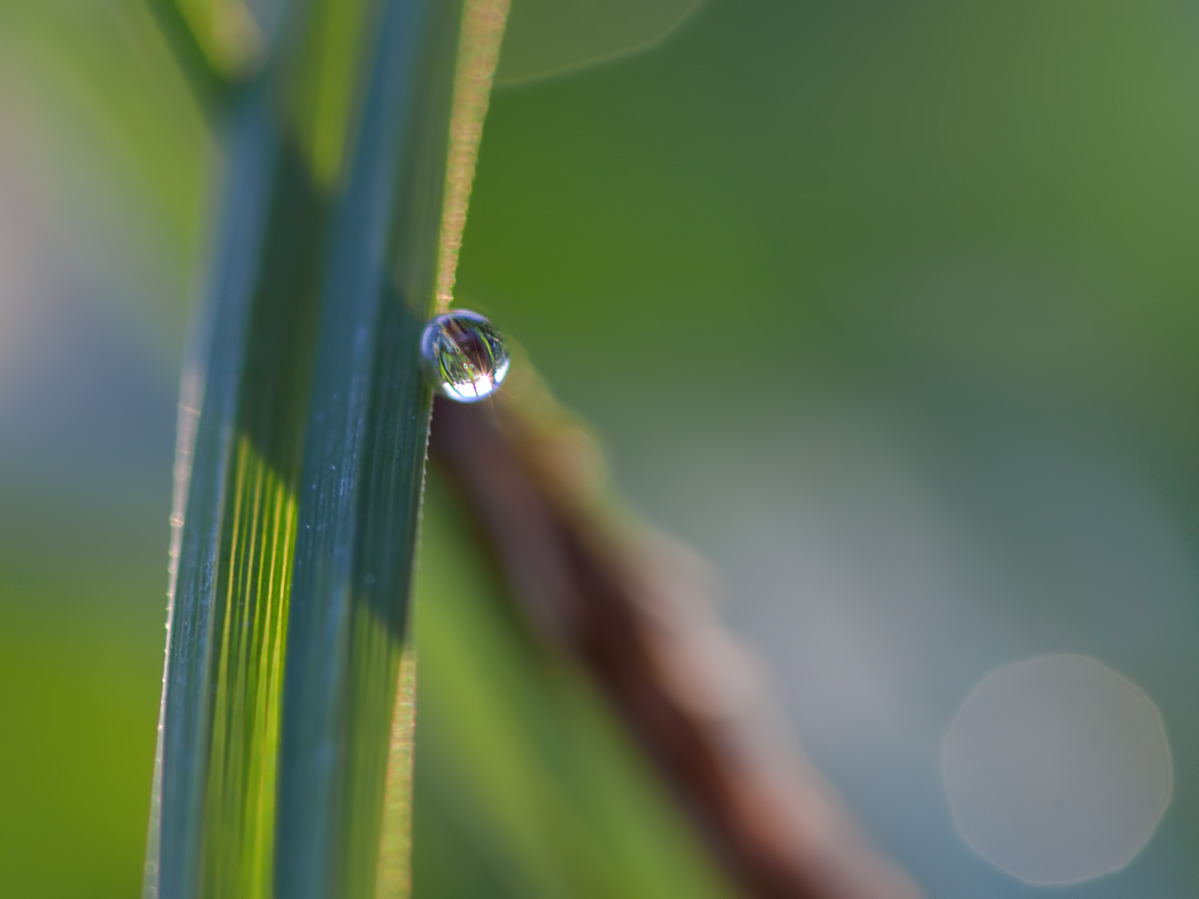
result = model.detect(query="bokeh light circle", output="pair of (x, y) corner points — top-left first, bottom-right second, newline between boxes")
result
(942, 654), (1172, 885)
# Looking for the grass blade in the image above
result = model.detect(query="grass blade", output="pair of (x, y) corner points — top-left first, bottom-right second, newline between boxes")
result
(145, 1), (507, 896)
(273, 2), (461, 893)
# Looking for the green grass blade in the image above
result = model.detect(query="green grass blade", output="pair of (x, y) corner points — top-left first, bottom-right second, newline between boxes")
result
(150, 83), (285, 899)
(145, 0), (503, 895)
(273, 1), (463, 893)
(141, 0), (237, 109)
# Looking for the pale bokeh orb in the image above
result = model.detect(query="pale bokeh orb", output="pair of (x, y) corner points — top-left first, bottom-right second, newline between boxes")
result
(942, 654), (1172, 885)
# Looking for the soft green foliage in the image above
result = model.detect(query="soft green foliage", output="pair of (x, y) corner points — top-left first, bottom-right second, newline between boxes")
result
(411, 473), (733, 898)
(0, 507), (164, 897)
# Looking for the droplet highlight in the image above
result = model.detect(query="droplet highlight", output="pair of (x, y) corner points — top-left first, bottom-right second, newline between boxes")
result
(420, 310), (509, 403)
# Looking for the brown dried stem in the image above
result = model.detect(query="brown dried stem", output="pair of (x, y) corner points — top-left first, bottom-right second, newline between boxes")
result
(428, 375), (922, 899)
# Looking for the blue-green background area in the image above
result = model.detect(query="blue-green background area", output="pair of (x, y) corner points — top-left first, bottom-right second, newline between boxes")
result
(3, 0), (1199, 895)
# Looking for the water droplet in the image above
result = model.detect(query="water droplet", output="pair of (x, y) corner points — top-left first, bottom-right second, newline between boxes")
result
(420, 310), (509, 403)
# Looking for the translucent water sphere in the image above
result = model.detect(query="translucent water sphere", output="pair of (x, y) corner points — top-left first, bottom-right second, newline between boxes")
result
(420, 310), (509, 403)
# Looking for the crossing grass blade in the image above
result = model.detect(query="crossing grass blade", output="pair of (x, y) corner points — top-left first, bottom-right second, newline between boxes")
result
(144, 1), (508, 896)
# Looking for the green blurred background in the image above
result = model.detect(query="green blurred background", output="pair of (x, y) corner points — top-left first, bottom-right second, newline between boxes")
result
(3, 0), (1199, 895)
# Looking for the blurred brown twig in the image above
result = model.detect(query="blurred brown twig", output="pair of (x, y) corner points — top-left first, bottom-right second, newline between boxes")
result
(429, 370), (921, 899)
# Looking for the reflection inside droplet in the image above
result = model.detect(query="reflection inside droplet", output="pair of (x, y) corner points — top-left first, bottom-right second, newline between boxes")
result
(942, 654), (1172, 886)
(420, 310), (510, 403)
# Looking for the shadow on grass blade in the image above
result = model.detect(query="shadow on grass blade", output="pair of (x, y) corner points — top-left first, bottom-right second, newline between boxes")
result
(145, 1), (508, 897)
